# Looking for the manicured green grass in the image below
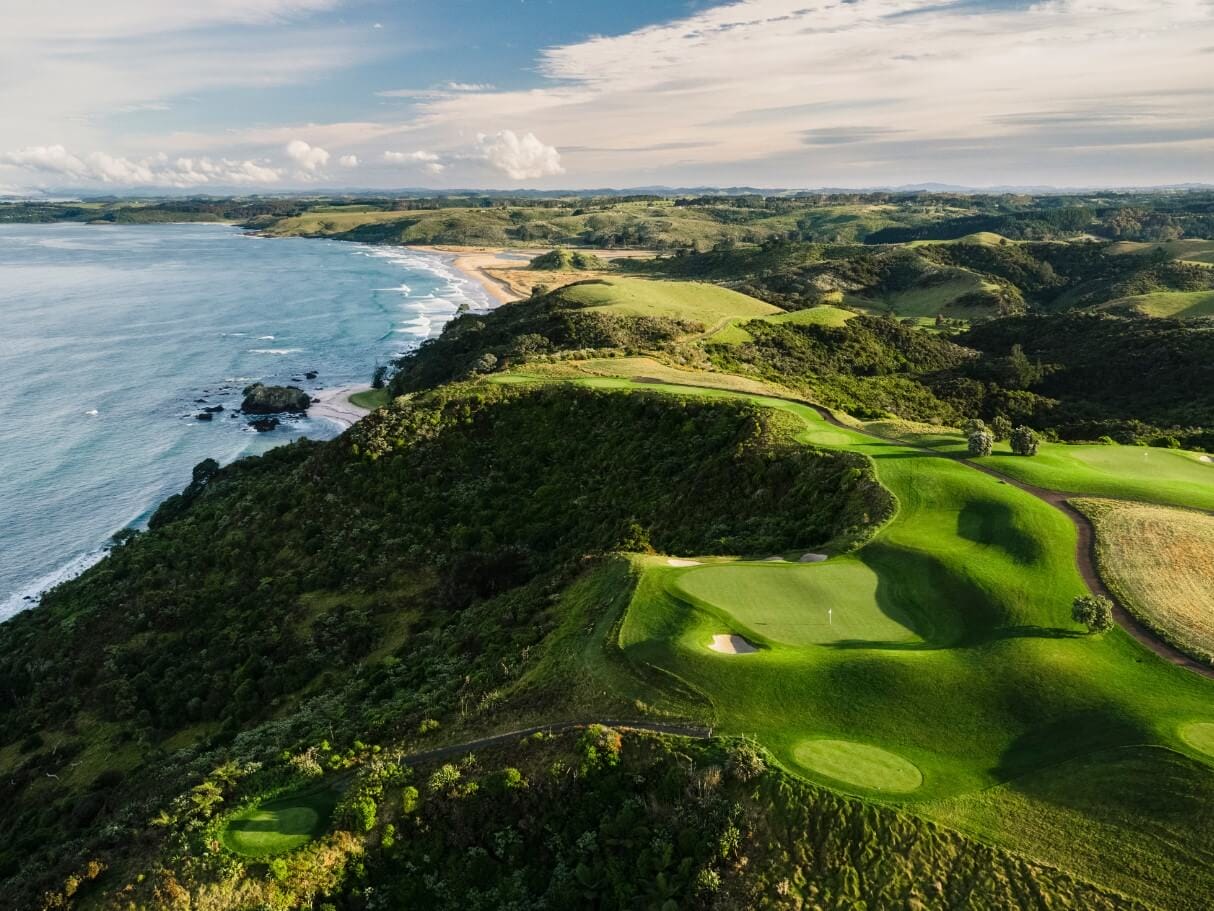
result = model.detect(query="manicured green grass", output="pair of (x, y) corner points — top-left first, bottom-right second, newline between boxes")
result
(923, 746), (1214, 910)
(493, 373), (1214, 908)
(976, 443), (1214, 512)
(672, 559), (920, 648)
(349, 388), (391, 410)
(559, 277), (779, 329)
(1111, 290), (1214, 319)
(900, 428), (1214, 512)
(221, 787), (339, 858)
(1179, 722), (1214, 758)
(793, 739), (923, 793)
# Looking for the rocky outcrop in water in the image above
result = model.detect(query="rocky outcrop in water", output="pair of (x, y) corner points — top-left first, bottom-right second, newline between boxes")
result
(241, 383), (310, 414)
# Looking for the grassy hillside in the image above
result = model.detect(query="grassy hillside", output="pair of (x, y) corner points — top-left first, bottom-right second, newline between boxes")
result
(493, 373), (1214, 909)
(559, 277), (780, 324)
(1106, 290), (1214, 319)
(0, 383), (886, 905)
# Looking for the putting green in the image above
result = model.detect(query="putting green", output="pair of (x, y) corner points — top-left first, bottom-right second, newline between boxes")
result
(221, 787), (338, 857)
(672, 559), (919, 647)
(793, 739), (923, 793)
(1179, 722), (1214, 760)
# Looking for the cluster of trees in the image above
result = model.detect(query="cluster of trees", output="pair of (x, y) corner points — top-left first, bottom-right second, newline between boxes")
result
(965, 418), (1039, 456)
(0, 384), (888, 903)
(865, 193), (1214, 244)
(134, 730), (1138, 909)
(388, 283), (701, 393)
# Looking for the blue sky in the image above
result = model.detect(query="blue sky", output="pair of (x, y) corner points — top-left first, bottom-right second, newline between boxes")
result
(2, 0), (1213, 191)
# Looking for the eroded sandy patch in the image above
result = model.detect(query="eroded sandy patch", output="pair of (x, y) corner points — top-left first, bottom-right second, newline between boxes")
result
(667, 558), (702, 567)
(799, 553), (828, 563)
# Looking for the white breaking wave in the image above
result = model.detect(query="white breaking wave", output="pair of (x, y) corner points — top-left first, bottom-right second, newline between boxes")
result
(256, 335), (276, 340)
(0, 548), (109, 622)
(85, 409), (99, 416)
(248, 348), (303, 355)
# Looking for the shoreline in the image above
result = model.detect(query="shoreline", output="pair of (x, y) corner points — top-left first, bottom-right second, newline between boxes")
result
(411, 244), (530, 305)
(310, 384), (373, 430)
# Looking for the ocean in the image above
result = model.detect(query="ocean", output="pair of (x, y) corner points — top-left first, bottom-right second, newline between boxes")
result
(0, 223), (490, 620)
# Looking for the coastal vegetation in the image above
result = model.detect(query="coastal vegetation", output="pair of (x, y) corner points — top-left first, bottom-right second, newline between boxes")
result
(3, 189), (1214, 909)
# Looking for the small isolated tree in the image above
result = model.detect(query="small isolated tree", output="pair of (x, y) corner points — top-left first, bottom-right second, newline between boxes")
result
(1010, 425), (1039, 456)
(991, 415), (1013, 442)
(1072, 594), (1114, 633)
(725, 739), (766, 782)
(963, 418), (987, 438)
(968, 429), (994, 457)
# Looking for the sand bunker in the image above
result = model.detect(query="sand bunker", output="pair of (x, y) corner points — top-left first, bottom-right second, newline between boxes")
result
(667, 558), (702, 567)
(799, 553), (828, 563)
(762, 556), (787, 562)
(1200, 456), (1212, 464)
(708, 634), (758, 654)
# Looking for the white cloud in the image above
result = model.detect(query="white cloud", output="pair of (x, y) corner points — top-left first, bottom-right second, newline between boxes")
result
(377, 82), (497, 100)
(384, 150), (439, 163)
(397, 0), (1214, 186)
(338, 154), (359, 168)
(285, 139), (330, 172)
(477, 131), (563, 181)
(0, 144), (281, 187)
(0, 3), (367, 160)
(384, 149), (445, 175)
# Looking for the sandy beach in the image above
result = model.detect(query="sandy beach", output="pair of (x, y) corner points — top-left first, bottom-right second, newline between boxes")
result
(413, 245), (533, 304)
(310, 384), (373, 429)
(414, 244), (658, 306)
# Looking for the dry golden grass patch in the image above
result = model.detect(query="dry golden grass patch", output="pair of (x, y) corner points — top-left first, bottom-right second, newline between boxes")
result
(1075, 498), (1214, 662)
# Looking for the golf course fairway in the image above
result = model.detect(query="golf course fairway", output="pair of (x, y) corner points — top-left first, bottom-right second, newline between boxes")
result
(793, 739), (923, 793)
(490, 371), (1214, 905)
(221, 787), (338, 858)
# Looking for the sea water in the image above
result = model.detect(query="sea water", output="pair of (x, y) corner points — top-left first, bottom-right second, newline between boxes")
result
(0, 223), (490, 619)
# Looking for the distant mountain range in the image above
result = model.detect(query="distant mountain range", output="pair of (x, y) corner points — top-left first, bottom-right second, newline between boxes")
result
(4, 182), (1214, 201)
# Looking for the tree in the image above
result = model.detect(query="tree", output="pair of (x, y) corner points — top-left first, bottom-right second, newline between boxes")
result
(1072, 594), (1114, 633)
(963, 418), (987, 438)
(968, 430), (994, 457)
(991, 415), (1013, 441)
(725, 739), (766, 782)
(1010, 425), (1039, 456)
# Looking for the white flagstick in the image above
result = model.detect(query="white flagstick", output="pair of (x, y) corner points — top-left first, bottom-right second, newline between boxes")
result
(828, 608), (833, 626)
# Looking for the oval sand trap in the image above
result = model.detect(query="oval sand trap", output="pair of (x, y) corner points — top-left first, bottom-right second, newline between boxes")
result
(1200, 455), (1212, 464)
(708, 634), (758, 654)
(667, 558), (702, 567)
(799, 552), (828, 563)
(793, 739), (922, 793)
(1179, 721), (1214, 759)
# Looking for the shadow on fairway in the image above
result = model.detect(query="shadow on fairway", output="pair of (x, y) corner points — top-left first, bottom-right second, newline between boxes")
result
(994, 708), (1153, 782)
(956, 499), (1043, 565)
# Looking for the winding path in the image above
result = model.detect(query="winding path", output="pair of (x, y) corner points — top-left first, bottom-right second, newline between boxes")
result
(396, 720), (711, 769)
(807, 399), (1214, 681)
